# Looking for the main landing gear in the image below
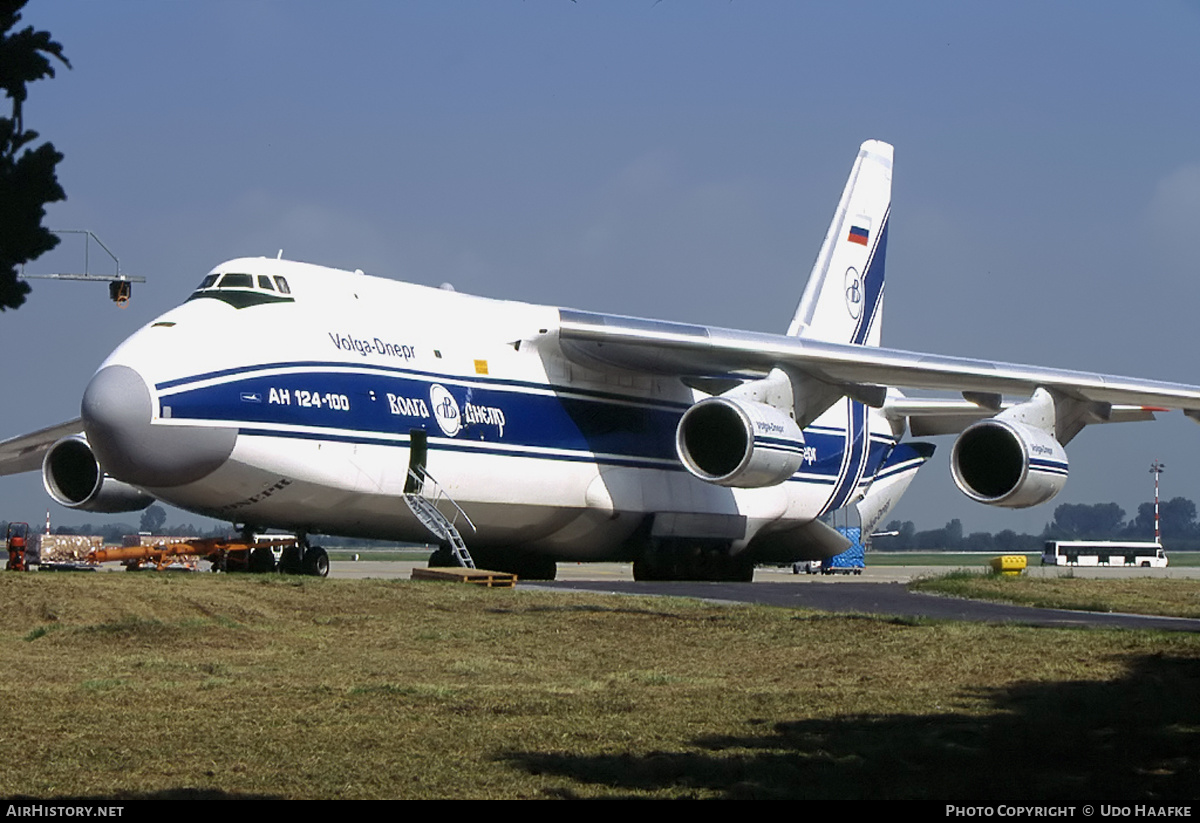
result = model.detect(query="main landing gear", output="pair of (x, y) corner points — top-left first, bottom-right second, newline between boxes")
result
(632, 542), (755, 582)
(278, 542), (329, 577)
(452, 548), (558, 581)
(231, 529), (329, 577)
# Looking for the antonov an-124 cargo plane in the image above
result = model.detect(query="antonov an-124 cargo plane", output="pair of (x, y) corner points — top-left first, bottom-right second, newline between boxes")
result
(4, 141), (1200, 581)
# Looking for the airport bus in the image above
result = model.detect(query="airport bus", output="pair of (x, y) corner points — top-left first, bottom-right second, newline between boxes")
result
(1041, 540), (1168, 568)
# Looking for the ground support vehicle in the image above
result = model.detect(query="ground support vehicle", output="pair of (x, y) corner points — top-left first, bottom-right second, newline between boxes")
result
(31, 534), (104, 571)
(794, 528), (865, 575)
(88, 536), (330, 576)
(5, 523), (29, 571)
(1041, 540), (1167, 568)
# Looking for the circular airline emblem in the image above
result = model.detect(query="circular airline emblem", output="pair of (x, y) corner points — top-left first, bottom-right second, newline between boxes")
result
(843, 266), (863, 319)
(429, 384), (461, 437)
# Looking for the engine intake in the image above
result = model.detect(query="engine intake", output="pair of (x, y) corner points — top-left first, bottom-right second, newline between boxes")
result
(676, 397), (805, 488)
(950, 419), (1068, 508)
(42, 436), (155, 513)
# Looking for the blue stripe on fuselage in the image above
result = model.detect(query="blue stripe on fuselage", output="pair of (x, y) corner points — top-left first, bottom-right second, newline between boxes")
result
(156, 362), (887, 489)
(820, 400), (869, 514)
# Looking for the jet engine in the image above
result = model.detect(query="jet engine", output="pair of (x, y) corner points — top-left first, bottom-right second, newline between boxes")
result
(950, 418), (1068, 508)
(676, 396), (806, 488)
(42, 436), (155, 513)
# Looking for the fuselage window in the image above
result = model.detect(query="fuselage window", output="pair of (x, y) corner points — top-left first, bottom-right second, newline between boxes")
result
(219, 273), (254, 289)
(273, 276), (291, 294)
(258, 275), (276, 291)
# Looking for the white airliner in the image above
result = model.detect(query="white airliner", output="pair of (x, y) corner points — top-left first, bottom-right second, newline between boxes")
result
(4, 140), (1200, 580)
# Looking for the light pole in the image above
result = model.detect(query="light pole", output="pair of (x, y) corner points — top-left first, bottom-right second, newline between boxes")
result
(1150, 460), (1166, 542)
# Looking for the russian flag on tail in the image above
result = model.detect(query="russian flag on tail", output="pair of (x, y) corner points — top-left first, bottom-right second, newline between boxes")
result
(847, 225), (869, 246)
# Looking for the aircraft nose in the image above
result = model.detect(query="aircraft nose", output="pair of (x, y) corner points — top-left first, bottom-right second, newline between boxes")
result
(82, 364), (237, 488)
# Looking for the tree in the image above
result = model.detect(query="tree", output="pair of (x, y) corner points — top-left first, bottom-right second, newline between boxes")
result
(0, 0), (69, 311)
(1049, 502), (1126, 539)
(913, 518), (964, 550)
(139, 504), (167, 534)
(945, 518), (963, 547)
(1131, 496), (1198, 540)
(993, 529), (1021, 552)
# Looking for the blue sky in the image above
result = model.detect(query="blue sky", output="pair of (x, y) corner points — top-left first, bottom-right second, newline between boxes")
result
(3, 1), (1200, 536)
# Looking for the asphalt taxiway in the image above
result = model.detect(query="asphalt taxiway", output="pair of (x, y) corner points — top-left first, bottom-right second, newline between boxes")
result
(329, 559), (1200, 632)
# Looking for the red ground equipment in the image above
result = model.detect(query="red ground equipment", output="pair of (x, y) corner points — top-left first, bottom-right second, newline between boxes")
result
(5, 523), (30, 571)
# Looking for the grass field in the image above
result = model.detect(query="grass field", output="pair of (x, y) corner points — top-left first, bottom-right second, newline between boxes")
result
(870, 551), (1200, 567)
(869, 551), (1030, 566)
(326, 548), (432, 562)
(912, 572), (1200, 619)
(2, 573), (1198, 800)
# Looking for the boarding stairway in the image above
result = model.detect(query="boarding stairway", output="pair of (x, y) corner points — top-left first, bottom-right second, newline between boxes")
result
(403, 468), (476, 569)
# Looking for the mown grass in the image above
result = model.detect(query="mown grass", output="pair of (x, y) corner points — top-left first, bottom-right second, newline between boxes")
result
(326, 548), (433, 562)
(912, 571), (1200, 618)
(1, 572), (1198, 800)
(871, 551), (1200, 567)
(869, 551), (1032, 566)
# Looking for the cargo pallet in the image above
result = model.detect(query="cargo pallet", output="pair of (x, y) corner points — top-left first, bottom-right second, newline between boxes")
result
(411, 567), (517, 588)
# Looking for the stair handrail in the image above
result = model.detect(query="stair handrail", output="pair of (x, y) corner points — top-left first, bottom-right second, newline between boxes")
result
(406, 468), (477, 533)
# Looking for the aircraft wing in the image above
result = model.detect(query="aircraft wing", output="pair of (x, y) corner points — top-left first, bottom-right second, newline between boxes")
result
(884, 398), (1158, 437)
(0, 419), (82, 477)
(556, 309), (1200, 420)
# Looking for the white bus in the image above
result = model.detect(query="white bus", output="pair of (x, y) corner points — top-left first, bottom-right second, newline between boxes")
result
(1041, 540), (1168, 568)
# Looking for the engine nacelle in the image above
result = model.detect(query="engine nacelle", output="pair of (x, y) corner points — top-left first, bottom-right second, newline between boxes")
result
(950, 419), (1068, 508)
(42, 436), (155, 513)
(676, 397), (805, 488)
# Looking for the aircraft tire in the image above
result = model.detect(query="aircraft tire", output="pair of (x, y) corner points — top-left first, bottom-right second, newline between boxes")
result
(523, 557), (557, 581)
(303, 546), (330, 577)
(471, 549), (556, 580)
(635, 549), (752, 582)
(635, 554), (686, 581)
(428, 545), (456, 567)
(728, 556), (754, 582)
(632, 558), (658, 581)
(279, 545), (303, 575)
(249, 547), (276, 573)
(498, 553), (556, 581)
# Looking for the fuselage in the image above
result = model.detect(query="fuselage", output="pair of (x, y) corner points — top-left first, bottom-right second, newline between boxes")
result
(82, 257), (902, 562)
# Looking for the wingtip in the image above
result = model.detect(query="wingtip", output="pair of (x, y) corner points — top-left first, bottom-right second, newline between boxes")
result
(860, 139), (894, 161)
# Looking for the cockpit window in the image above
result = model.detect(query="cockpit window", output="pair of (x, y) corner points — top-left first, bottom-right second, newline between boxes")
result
(187, 269), (297, 307)
(219, 273), (254, 289)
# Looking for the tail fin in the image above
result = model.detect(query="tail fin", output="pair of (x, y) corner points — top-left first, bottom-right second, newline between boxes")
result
(787, 140), (892, 347)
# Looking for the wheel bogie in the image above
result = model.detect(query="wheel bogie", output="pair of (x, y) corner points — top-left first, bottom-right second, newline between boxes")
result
(303, 546), (330, 578)
(634, 542), (753, 582)
(249, 546), (277, 573)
